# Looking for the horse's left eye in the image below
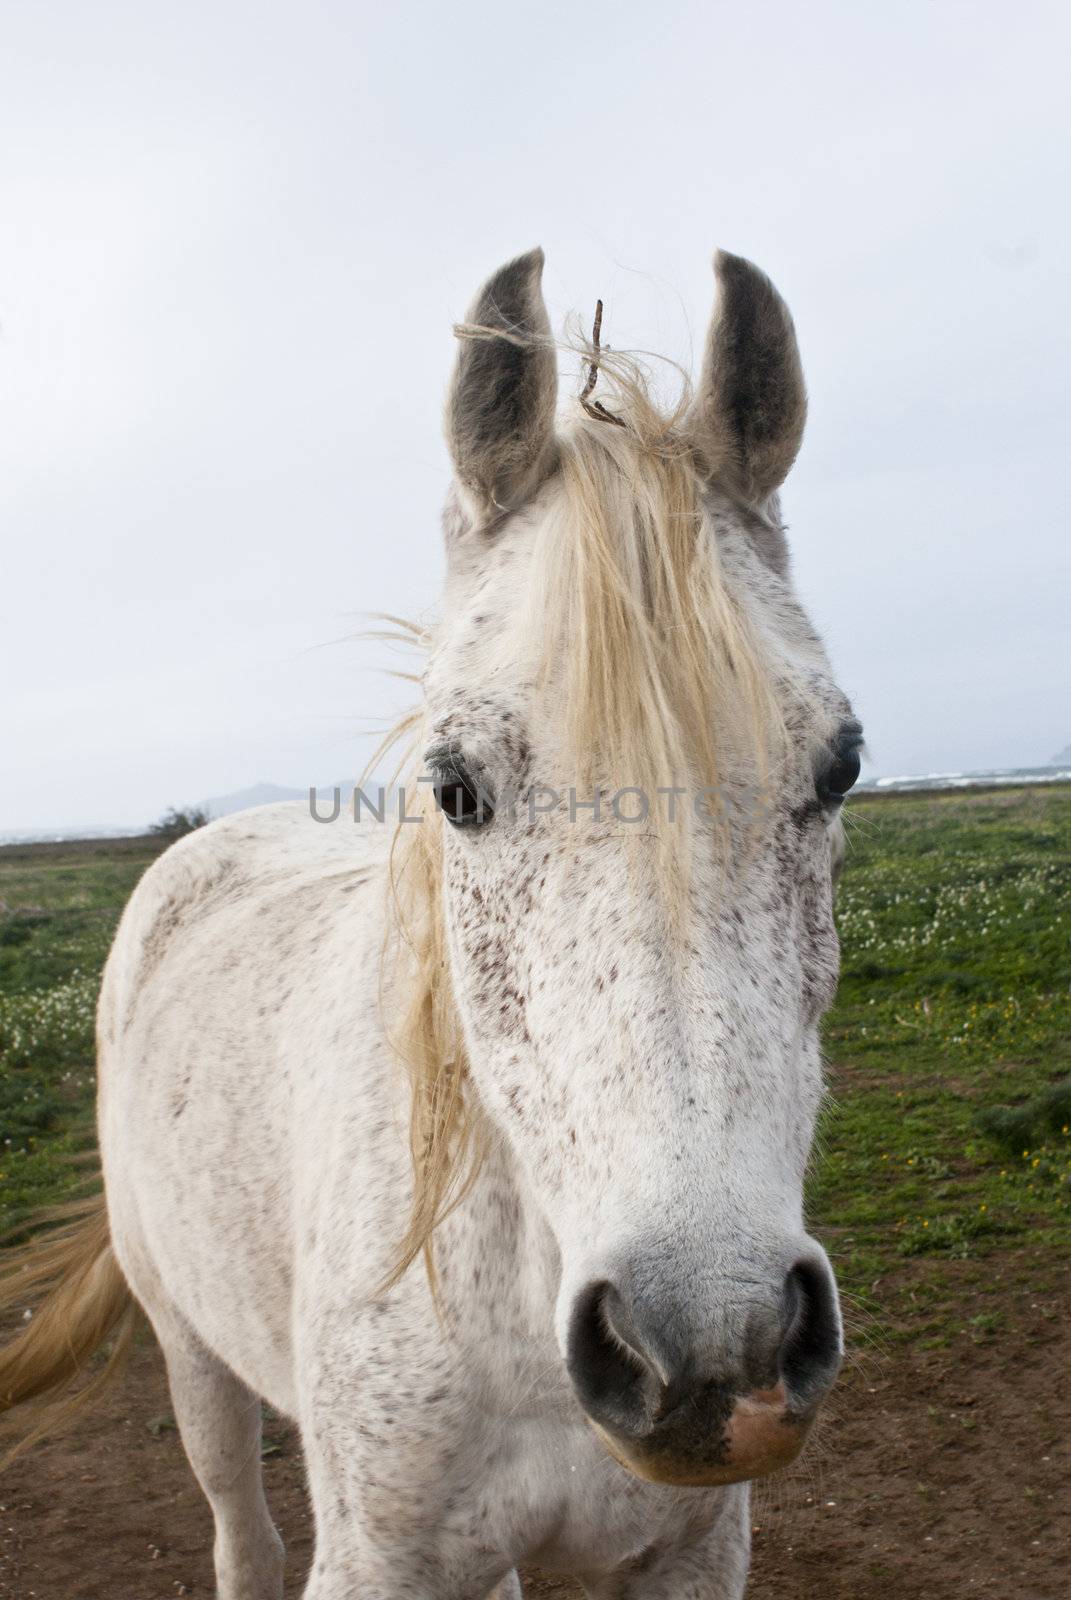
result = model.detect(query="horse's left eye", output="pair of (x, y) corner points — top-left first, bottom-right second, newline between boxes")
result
(431, 761), (495, 829)
(818, 726), (863, 806)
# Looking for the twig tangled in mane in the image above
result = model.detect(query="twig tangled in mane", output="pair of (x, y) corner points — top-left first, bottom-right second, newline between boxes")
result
(578, 299), (626, 427)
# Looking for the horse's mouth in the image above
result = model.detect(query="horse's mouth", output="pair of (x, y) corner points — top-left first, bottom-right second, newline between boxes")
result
(590, 1382), (813, 1488)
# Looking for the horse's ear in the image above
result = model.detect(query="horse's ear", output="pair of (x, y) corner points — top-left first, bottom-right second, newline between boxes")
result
(692, 251), (807, 505)
(446, 248), (558, 521)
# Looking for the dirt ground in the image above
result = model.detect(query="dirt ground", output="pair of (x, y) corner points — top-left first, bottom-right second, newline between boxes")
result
(0, 1255), (1067, 1600)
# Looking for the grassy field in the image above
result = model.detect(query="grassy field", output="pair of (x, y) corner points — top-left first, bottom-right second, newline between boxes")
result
(0, 835), (163, 1220)
(1, 790), (1069, 1346)
(819, 787), (1070, 1344)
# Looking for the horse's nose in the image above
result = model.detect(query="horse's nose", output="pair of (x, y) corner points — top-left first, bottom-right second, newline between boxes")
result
(776, 1257), (843, 1406)
(565, 1253), (841, 1486)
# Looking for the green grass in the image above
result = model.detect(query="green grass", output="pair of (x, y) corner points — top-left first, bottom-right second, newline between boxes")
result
(0, 836), (167, 1218)
(814, 786), (1071, 1333)
(1, 791), (1069, 1344)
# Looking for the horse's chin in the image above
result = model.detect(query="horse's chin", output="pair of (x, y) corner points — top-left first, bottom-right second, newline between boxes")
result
(590, 1384), (812, 1488)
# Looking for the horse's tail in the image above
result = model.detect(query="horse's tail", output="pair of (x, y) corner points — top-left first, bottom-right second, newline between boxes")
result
(0, 1190), (137, 1467)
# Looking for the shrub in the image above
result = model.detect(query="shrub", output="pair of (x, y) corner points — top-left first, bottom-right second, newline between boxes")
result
(976, 1077), (1071, 1155)
(150, 806), (210, 839)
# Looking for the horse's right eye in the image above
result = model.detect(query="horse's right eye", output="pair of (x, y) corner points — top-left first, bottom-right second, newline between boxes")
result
(817, 723), (864, 807)
(431, 761), (495, 829)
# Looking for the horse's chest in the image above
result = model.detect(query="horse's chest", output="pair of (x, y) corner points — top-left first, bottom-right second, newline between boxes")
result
(473, 1414), (706, 1576)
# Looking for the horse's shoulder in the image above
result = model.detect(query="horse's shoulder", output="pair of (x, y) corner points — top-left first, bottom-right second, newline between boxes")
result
(109, 804), (384, 1000)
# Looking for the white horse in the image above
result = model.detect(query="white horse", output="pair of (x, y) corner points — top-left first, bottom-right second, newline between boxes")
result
(1, 247), (864, 1599)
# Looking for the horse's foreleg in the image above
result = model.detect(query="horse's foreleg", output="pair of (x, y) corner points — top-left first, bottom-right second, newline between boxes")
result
(579, 1484), (749, 1600)
(156, 1311), (285, 1600)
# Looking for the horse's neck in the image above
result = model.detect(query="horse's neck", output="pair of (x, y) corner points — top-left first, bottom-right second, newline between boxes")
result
(434, 1124), (562, 1345)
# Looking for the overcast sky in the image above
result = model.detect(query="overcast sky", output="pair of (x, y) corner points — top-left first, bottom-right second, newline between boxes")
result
(2, 1), (1068, 831)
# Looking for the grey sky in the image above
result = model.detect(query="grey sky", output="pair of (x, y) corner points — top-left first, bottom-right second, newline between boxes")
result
(2, 0), (1068, 830)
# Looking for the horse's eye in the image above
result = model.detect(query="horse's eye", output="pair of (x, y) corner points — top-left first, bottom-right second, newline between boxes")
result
(431, 761), (494, 829)
(818, 726), (863, 806)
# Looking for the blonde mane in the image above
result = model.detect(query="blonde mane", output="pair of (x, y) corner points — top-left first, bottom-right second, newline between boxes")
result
(373, 337), (785, 1287)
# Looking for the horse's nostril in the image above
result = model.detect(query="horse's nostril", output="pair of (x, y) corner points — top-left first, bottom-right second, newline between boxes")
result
(778, 1258), (842, 1407)
(565, 1280), (667, 1438)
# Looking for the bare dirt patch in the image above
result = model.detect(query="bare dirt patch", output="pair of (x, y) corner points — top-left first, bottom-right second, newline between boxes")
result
(0, 1255), (1067, 1600)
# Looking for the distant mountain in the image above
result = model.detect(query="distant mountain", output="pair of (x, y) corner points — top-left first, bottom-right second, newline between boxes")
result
(196, 780), (362, 819)
(0, 780), (388, 847)
(1050, 744), (1071, 766)
(196, 780), (307, 817)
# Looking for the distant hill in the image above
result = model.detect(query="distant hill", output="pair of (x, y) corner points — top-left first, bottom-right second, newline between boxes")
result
(197, 780), (309, 816)
(0, 780), (394, 847)
(196, 781), (305, 815)
(1050, 744), (1071, 766)
(196, 780), (362, 818)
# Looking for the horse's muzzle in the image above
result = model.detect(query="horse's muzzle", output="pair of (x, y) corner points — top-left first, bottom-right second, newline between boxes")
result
(565, 1255), (841, 1486)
